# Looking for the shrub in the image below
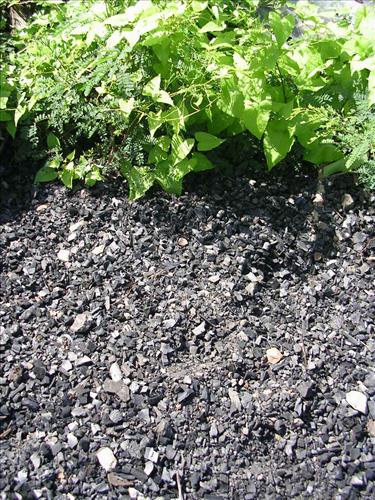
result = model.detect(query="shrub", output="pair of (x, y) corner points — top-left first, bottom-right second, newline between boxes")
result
(1, 0), (374, 196)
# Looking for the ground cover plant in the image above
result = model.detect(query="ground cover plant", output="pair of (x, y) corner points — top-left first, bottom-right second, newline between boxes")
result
(0, 0), (374, 197)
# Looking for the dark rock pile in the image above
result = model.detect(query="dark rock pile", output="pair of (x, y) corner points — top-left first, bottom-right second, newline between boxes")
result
(0, 168), (374, 499)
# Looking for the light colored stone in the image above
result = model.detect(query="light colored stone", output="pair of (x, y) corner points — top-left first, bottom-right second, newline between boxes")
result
(96, 447), (117, 471)
(228, 389), (242, 411)
(245, 283), (258, 296)
(91, 423), (101, 435)
(313, 193), (324, 206)
(110, 362), (122, 382)
(69, 220), (86, 233)
(266, 347), (283, 365)
(36, 204), (48, 212)
(57, 249), (70, 262)
(67, 433), (78, 448)
(193, 322), (206, 336)
(367, 419), (375, 437)
(60, 360), (72, 372)
(70, 312), (91, 333)
(92, 244), (105, 256)
(177, 237), (188, 247)
(341, 193), (354, 209)
(346, 390), (368, 414)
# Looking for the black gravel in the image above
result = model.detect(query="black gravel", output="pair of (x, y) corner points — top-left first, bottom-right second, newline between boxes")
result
(0, 167), (374, 499)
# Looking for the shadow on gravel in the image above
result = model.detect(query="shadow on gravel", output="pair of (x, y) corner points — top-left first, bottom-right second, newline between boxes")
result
(181, 164), (367, 278)
(0, 160), (42, 224)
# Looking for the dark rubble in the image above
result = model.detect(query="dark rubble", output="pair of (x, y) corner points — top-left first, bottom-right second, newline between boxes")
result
(0, 167), (374, 499)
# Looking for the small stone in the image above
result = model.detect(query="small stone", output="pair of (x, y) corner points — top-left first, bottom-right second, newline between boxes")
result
(208, 275), (220, 284)
(313, 252), (322, 262)
(109, 409), (123, 424)
(341, 193), (354, 209)
(177, 388), (194, 404)
(97, 447), (117, 471)
(144, 447), (159, 463)
(69, 220), (86, 232)
(367, 419), (375, 437)
(67, 433), (78, 448)
(70, 313), (92, 333)
(163, 318), (177, 329)
(107, 472), (132, 487)
(177, 237), (188, 247)
(75, 356), (92, 367)
(313, 193), (324, 206)
(110, 362), (122, 382)
(266, 347), (283, 365)
(60, 360), (73, 373)
(30, 453), (41, 470)
(36, 204), (48, 212)
(228, 389), (242, 411)
(210, 423), (218, 438)
(91, 423), (101, 435)
(92, 244), (105, 256)
(193, 322), (205, 336)
(245, 282), (258, 296)
(128, 488), (141, 499)
(102, 379), (130, 402)
(144, 461), (154, 476)
(346, 391), (368, 414)
(57, 249), (70, 262)
(297, 381), (314, 399)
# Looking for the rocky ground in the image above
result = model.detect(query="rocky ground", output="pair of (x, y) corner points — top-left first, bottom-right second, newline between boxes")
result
(0, 166), (374, 499)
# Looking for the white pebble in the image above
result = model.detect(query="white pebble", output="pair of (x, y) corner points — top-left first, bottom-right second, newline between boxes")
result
(346, 391), (368, 414)
(96, 447), (117, 471)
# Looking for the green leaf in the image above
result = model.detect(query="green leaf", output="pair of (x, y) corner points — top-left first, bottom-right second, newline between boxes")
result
(263, 118), (295, 169)
(6, 120), (16, 139)
(148, 145), (168, 164)
(66, 150), (75, 161)
(60, 168), (74, 189)
(34, 166), (58, 183)
(0, 110), (11, 121)
(171, 135), (194, 165)
(155, 157), (197, 195)
(47, 133), (60, 149)
(241, 107), (270, 140)
(157, 90), (173, 106)
(303, 144), (343, 164)
(191, 1), (208, 13)
(217, 83), (244, 119)
(14, 105), (26, 127)
(106, 30), (125, 49)
(156, 136), (171, 152)
(104, 14), (132, 27)
(143, 75), (161, 98)
(143, 76), (173, 105)
(269, 12), (295, 48)
(195, 132), (224, 152)
(119, 97), (135, 117)
(85, 167), (102, 187)
(148, 110), (164, 138)
(123, 30), (140, 48)
(369, 69), (375, 107)
(199, 21), (226, 33)
(120, 161), (154, 200)
(0, 95), (9, 108)
(190, 152), (215, 172)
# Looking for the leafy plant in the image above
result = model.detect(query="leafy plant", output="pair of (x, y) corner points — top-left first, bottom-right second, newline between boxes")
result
(1, 0), (374, 196)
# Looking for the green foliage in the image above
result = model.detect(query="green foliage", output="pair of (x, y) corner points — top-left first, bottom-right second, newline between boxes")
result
(322, 95), (375, 188)
(1, 0), (374, 197)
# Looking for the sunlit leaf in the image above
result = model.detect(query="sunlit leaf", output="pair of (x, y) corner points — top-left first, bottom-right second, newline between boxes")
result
(34, 166), (58, 183)
(195, 132), (224, 151)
